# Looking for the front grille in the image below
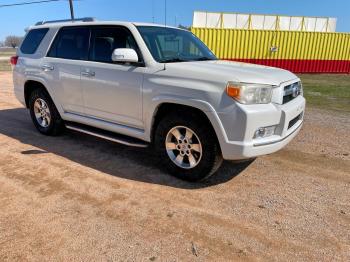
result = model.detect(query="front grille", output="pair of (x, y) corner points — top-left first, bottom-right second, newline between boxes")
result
(288, 113), (302, 129)
(283, 82), (302, 104)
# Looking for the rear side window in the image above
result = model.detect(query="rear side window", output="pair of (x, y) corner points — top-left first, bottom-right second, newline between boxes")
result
(20, 28), (49, 54)
(48, 27), (90, 60)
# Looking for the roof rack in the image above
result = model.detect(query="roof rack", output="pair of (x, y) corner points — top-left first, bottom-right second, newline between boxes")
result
(35, 17), (96, 26)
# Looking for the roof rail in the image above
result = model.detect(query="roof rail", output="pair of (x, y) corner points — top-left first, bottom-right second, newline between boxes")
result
(35, 17), (96, 26)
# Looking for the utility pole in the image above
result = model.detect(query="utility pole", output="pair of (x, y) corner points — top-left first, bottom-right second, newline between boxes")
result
(69, 0), (75, 20)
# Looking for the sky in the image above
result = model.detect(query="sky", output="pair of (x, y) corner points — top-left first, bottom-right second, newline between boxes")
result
(0, 0), (349, 41)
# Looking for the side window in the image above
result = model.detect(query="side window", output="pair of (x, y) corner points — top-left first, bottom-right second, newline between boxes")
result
(48, 27), (89, 60)
(90, 27), (141, 63)
(20, 28), (49, 54)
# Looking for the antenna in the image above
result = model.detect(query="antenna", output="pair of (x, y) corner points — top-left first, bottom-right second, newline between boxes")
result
(152, 0), (155, 23)
(164, 0), (167, 27)
(163, 0), (167, 71)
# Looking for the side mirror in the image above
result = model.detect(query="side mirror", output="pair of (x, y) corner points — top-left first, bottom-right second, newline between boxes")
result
(112, 48), (139, 63)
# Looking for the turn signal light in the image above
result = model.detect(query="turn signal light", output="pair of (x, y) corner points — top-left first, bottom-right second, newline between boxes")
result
(226, 84), (240, 99)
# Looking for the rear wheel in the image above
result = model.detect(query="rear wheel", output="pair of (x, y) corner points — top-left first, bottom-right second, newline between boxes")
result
(155, 114), (223, 182)
(29, 88), (65, 136)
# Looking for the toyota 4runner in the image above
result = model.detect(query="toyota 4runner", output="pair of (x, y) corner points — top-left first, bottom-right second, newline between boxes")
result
(12, 18), (305, 181)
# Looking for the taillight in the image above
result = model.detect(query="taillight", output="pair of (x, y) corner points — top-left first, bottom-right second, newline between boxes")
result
(10, 56), (19, 66)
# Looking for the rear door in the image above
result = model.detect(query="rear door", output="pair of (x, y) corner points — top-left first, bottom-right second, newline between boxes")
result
(43, 27), (90, 115)
(79, 26), (144, 128)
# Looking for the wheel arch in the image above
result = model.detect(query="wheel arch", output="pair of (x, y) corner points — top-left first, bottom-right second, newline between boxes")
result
(149, 101), (226, 153)
(24, 80), (54, 109)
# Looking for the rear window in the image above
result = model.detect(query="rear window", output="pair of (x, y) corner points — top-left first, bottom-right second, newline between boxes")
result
(47, 27), (90, 60)
(20, 28), (49, 54)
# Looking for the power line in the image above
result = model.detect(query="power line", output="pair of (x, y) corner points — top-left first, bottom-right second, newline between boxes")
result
(0, 0), (62, 8)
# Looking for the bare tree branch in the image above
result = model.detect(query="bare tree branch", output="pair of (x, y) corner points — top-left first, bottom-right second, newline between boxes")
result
(5, 36), (23, 48)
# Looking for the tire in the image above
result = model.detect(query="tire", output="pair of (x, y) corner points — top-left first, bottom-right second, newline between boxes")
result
(155, 113), (223, 182)
(29, 88), (65, 136)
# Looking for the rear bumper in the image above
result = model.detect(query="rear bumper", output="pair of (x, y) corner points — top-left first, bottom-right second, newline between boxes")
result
(215, 95), (305, 160)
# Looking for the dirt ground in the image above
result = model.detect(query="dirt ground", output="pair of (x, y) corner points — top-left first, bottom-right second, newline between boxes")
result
(0, 71), (349, 261)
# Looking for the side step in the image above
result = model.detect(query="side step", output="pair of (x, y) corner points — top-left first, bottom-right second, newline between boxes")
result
(65, 122), (149, 148)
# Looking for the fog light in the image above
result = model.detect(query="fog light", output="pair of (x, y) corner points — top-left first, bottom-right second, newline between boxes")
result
(254, 126), (276, 139)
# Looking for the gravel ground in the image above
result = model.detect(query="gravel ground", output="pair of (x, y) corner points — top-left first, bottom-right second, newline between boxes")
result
(0, 72), (349, 261)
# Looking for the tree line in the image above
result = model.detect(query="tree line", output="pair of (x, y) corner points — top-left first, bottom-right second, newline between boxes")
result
(0, 36), (23, 48)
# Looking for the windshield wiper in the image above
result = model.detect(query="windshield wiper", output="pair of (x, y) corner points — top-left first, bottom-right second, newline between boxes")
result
(191, 57), (216, 61)
(160, 57), (216, 63)
(160, 58), (187, 63)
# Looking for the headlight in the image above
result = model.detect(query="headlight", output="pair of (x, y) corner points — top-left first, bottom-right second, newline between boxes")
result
(284, 81), (303, 98)
(226, 82), (273, 104)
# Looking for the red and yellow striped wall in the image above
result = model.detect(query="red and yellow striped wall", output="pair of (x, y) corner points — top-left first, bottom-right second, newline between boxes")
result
(191, 28), (350, 73)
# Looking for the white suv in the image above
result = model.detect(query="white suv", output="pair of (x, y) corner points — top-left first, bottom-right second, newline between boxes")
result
(12, 18), (305, 181)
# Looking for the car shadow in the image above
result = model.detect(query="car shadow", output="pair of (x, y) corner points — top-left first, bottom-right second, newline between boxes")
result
(0, 108), (254, 189)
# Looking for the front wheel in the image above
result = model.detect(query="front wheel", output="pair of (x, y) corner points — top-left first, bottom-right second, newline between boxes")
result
(155, 114), (223, 182)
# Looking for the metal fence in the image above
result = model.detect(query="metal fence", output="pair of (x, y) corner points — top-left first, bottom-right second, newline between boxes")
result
(191, 27), (350, 73)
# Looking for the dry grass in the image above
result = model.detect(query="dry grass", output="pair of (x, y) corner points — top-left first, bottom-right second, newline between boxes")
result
(0, 48), (16, 57)
(0, 60), (11, 71)
(299, 74), (350, 113)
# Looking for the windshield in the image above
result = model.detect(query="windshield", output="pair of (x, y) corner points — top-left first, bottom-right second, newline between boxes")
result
(137, 26), (217, 63)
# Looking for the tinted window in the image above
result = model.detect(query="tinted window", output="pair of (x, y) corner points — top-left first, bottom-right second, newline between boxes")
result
(137, 26), (216, 63)
(20, 28), (49, 54)
(48, 27), (89, 60)
(90, 27), (141, 63)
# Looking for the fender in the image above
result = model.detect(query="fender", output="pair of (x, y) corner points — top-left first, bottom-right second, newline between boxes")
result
(143, 95), (230, 148)
(24, 75), (63, 115)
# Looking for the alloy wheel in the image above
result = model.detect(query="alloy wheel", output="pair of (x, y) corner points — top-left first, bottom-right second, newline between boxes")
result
(165, 126), (203, 169)
(33, 98), (51, 128)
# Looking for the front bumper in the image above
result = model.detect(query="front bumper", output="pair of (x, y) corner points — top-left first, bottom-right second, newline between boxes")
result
(216, 95), (306, 160)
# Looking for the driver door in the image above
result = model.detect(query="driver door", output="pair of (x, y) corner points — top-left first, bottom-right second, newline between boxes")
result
(80, 26), (144, 129)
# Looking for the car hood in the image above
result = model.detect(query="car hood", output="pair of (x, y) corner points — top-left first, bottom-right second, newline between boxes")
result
(165, 60), (298, 86)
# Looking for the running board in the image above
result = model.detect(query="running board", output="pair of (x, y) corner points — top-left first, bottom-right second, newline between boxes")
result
(65, 122), (149, 148)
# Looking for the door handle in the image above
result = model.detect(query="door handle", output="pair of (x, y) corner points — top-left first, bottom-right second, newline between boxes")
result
(41, 65), (54, 72)
(81, 70), (95, 77)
